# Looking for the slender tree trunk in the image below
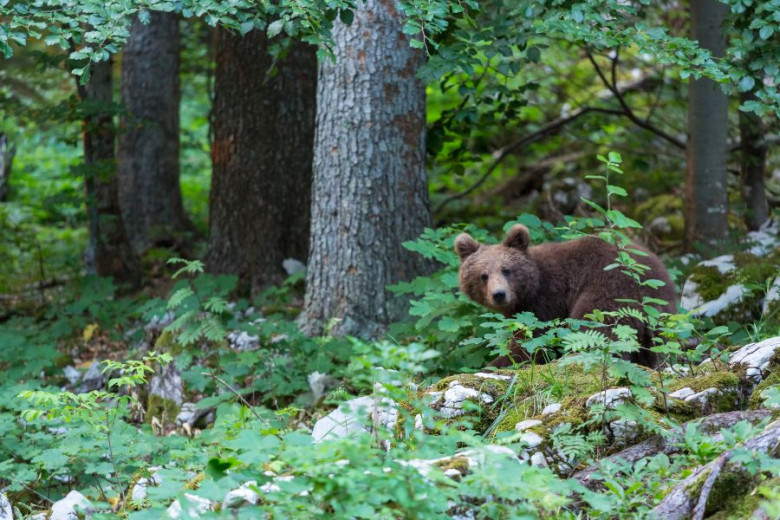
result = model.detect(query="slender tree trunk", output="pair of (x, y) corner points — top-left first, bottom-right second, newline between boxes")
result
(0, 133), (14, 201)
(684, 0), (729, 252)
(739, 92), (768, 230)
(80, 58), (141, 287)
(299, 0), (431, 338)
(117, 12), (190, 253)
(207, 29), (315, 293)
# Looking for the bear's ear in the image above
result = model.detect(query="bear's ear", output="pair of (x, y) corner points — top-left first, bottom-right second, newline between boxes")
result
(454, 233), (480, 260)
(504, 225), (530, 251)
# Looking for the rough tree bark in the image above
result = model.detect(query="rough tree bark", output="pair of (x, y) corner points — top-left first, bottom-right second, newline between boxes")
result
(739, 92), (769, 231)
(684, 0), (729, 252)
(0, 133), (14, 201)
(117, 12), (190, 253)
(207, 29), (316, 293)
(299, 0), (431, 337)
(80, 58), (141, 287)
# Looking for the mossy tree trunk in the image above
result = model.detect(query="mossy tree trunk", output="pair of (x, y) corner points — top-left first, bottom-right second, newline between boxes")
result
(298, 0), (431, 338)
(117, 12), (191, 254)
(684, 0), (729, 253)
(79, 58), (141, 287)
(207, 29), (316, 293)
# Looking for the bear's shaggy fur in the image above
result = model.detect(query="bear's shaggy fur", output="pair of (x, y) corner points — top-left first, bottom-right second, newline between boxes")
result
(455, 225), (676, 368)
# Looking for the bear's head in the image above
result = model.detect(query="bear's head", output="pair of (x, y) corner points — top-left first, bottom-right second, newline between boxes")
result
(454, 225), (540, 313)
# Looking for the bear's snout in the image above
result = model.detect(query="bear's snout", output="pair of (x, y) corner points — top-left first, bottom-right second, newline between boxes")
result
(492, 290), (507, 304)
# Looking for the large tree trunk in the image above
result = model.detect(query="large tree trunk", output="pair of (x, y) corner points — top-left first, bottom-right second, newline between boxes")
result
(207, 29), (315, 293)
(80, 59), (141, 287)
(117, 12), (190, 253)
(684, 0), (729, 253)
(299, 0), (431, 338)
(739, 91), (769, 231)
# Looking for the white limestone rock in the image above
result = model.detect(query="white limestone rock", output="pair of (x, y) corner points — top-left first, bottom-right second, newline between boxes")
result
(542, 403), (562, 416)
(166, 493), (212, 519)
(227, 330), (260, 352)
(0, 493), (11, 520)
(729, 337), (780, 384)
(586, 388), (632, 409)
(149, 363), (184, 407)
(514, 419), (542, 432)
(530, 452), (548, 468)
(519, 432), (543, 449)
(223, 481), (261, 509)
(50, 491), (93, 520)
(282, 258), (306, 276)
(308, 371), (338, 400)
(311, 395), (397, 442)
(610, 419), (640, 445)
(131, 468), (162, 502)
(437, 381), (494, 419)
(669, 387), (696, 400)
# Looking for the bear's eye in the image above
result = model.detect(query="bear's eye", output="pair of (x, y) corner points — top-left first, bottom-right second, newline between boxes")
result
(501, 268), (511, 276)
(480, 273), (488, 282)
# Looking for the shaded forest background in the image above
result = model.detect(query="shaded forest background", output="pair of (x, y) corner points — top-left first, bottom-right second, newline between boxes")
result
(0, 0), (779, 518)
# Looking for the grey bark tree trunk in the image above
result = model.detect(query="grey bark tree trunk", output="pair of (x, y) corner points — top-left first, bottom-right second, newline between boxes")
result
(0, 133), (14, 201)
(739, 92), (769, 231)
(117, 12), (190, 253)
(207, 29), (316, 293)
(80, 58), (141, 287)
(299, 0), (431, 338)
(684, 0), (729, 253)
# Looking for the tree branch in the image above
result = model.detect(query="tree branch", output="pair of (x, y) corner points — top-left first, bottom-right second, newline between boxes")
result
(433, 106), (623, 215)
(585, 49), (685, 150)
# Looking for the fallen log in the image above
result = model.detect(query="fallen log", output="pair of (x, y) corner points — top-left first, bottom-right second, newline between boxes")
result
(574, 410), (772, 490)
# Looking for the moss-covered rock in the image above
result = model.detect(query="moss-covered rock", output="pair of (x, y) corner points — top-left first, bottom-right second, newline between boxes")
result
(680, 249), (780, 326)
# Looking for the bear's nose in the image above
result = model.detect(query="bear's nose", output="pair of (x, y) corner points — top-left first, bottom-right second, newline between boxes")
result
(492, 290), (506, 303)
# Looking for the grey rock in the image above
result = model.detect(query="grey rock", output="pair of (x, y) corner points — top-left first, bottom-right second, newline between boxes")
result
(227, 331), (260, 352)
(223, 481), (261, 509)
(514, 419), (542, 432)
(610, 419), (640, 445)
(78, 362), (104, 393)
(542, 403), (562, 416)
(729, 337), (780, 385)
(50, 490), (93, 520)
(282, 258), (306, 276)
(669, 387), (696, 400)
(0, 493), (11, 520)
(763, 277), (779, 317)
(473, 372), (512, 381)
(530, 451), (548, 468)
(131, 468), (162, 502)
(519, 431), (543, 449)
(308, 371), (338, 400)
(175, 403), (213, 428)
(149, 363), (183, 406)
(144, 311), (175, 334)
(63, 366), (81, 386)
(746, 220), (779, 256)
(311, 395), (397, 442)
(166, 493), (212, 519)
(438, 382), (494, 419)
(586, 388), (632, 409)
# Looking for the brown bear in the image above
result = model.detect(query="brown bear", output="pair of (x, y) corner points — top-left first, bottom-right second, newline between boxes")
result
(454, 225), (676, 368)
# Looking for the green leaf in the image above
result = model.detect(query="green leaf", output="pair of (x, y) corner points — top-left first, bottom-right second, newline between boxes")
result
(606, 210), (642, 229)
(759, 25), (774, 40)
(608, 151), (622, 164)
(527, 46), (541, 62)
(339, 9), (354, 25)
(267, 20), (284, 38)
(738, 75), (755, 92)
(607, 185), (627, 197)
